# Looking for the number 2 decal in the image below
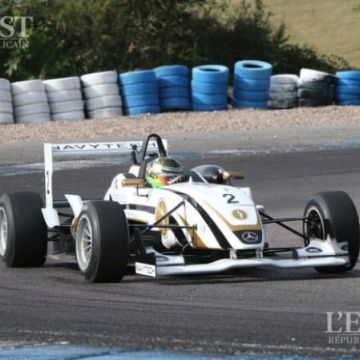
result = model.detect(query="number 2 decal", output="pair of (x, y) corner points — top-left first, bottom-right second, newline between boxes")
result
(223, 193), (239, 204)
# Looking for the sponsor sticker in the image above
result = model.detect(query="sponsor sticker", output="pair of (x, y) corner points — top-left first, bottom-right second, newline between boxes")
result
(306, 246), (322, 253)
(232, 209), (248, 220)
(51, 140), (164, 154)
(241, 231), (259, 243)
(135, 262), (156, 277)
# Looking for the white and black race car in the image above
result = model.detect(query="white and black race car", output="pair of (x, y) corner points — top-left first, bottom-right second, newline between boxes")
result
(0, 134), (359, 282)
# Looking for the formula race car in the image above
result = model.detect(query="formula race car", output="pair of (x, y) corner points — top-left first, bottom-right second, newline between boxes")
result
(0, 134), (359, 282)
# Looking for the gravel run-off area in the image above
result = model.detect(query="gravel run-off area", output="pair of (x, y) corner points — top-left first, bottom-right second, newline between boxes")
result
(1, 106), (360, 143)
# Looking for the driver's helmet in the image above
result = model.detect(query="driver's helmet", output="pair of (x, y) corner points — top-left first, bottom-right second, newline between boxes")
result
(145, 156), (183, 188)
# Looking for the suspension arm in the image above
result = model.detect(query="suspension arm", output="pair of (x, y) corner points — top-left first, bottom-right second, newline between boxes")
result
(137, 200), (186, 236)
(262, 217), (307, 224)
(260, 211), (309, 241)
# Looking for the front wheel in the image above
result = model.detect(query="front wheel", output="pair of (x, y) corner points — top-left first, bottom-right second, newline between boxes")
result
(75, 201), (129, 283)
(304, 191), (360, 273)
(0, 192), (47, 267)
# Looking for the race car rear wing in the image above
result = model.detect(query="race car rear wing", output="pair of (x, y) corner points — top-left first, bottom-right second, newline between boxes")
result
(44, 139), (167, 209)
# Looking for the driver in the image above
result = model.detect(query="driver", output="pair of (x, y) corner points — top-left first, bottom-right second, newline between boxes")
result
(145, 156), (183, 188)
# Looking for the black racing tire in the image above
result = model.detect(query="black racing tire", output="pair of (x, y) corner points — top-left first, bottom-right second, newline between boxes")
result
(267, 98), (297, 109)
(298, 88), (325, 100)
(268, 91), (297, 101)
(75, 201), (129, 283)
(298, 98), (328, 107)
(304, 191), (360, 273)
(0, 192), (47, 267)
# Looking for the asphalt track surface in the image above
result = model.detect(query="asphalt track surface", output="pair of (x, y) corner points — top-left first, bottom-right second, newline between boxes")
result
(1, 148), (360, 358)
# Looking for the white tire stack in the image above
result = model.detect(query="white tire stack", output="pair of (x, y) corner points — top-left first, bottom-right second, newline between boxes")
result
(81, 71), (123, 119)
(44, 77), (84, 121)
(0, 79), (14, 124)
(297, 68), (335, 107)
(12, 80), (51, 123)
(268, 74), (298, 109)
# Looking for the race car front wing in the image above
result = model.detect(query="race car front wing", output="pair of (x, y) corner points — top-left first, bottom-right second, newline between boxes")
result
(135, 236), (349, 277)
(135, 255), (348, 277)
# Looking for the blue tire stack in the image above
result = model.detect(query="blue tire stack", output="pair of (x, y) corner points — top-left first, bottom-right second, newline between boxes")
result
(335, 71), (360, 106)
(119, 70), (160, 116)
(154, 65), (191, 111)
(191, 65), (229, 111)
(233, 60), (272, 109)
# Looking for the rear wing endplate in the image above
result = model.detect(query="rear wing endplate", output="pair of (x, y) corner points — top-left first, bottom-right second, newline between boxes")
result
(44, 139), (167, 208)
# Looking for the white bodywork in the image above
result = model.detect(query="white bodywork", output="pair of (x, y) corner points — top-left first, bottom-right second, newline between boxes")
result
(42, 138), (351, 277)
(105, 170), (263, 251)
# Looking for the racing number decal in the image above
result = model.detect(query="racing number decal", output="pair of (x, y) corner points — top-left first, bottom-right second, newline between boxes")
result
(223, 193), (239, 204)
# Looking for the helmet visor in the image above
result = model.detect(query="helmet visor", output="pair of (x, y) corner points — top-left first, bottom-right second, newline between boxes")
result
(147, 173), (179, 187)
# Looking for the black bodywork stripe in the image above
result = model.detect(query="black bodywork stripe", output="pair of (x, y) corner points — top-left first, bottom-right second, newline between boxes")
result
(128, 204), (155, 213)
(126, 203), (186, 245)
(169, 215), (188, 246)
(163, 189), (232, 249)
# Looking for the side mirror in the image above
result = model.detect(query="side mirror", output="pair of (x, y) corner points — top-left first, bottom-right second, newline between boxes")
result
(223, 171), (244, 180)
(122, 178), (145, 187)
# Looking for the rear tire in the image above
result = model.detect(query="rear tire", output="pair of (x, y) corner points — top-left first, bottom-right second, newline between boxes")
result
(304, 191), (360, 273)
(0, 192), (47, 267)
(76, 201), (128, 283)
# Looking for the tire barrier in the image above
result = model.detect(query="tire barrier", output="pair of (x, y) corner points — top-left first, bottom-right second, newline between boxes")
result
(84, 84), (120, 99)
(191, 65), (229, 111)
(81, 71), (119, 87)
(268, 74), (298, 109)
(0, 79), (14, 124)
(233, 60), (272, 109)
(12, 80), (51, 123)
(299, 68), (335, 82)
(232, 99), (268, 109)
(119, 70), (160, 116)
(297, 68), (335, 107)
(81, 71), (123, 119)
(44, 77), (85, 121)
(335, 71), (360, 105)
(88, 107), (123, 119)
(6, 61), (360, 127)
(154, 65), (190, 111)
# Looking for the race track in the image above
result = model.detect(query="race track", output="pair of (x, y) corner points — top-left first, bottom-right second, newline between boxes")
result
(0, 148), (360, 357)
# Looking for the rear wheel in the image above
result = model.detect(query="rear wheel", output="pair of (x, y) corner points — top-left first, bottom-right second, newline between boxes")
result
(75, 201), (128, 283)
(0, 192), (47, 267)
(304, 191), (360, 273)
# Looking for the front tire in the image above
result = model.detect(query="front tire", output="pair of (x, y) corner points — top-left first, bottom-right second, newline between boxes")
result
(304, 191), (360, 273)
(0, 192), (47, 267)
(76, 201), (128, 283)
